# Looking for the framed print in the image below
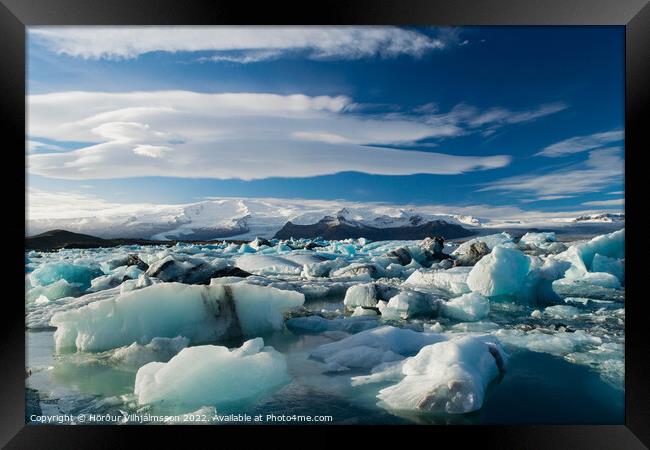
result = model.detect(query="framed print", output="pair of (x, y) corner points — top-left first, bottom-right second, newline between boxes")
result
(1, 0), (648, 447)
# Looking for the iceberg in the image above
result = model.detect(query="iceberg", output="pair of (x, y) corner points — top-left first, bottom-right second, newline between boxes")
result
(52, 282), (304, 352)
(466, 245), (531, 298)
(109, 336), (189, 368)
(26, 279), (81, 303)
(592, 254), (624, 284)
(310, 326), (446, 371)
(134, 338), (290, 409)
(376, 335), (507, 414)
(452, 232), (513, 256)
(441, 292), (490, 322)
(379, 291), (440, 319)
(30, 261), (103, 291)
(404, 267), (472, 295)
(556, 228), (624, 279)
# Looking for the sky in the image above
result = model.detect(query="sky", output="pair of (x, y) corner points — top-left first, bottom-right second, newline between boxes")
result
(26, 26), (625, 215)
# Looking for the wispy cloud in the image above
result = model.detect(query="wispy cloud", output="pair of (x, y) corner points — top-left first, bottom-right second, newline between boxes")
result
(536, 129), (623, 157)
(582, 198), (624, 207)
(27, 90), (512, 180)
(30, 26), (446, 61)
(479, 147), (624, 198)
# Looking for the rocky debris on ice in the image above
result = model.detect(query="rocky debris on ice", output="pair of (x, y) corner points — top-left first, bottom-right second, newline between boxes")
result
(452, 232), (513, 257)
(51, 282), (304, 352)
(384, 247), (413, 266)
(419, 236), (450, 264)
(145, 255), (229, 284)
(452, 241), (490, 267)
(134, 338), (290, 409)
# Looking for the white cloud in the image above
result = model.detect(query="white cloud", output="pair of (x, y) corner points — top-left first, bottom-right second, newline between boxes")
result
(536, 129), (624, 157)
(27, 90), (514, 180)
(479, 147), (624, 198)
(27, 139), (64, 153)
(133, 145), (173, 158)
(30, 26), (446, 61)
(582, 198), (624, 207)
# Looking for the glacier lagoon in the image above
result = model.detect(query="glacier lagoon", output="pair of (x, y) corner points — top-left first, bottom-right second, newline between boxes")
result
(25, 229), (624, 424)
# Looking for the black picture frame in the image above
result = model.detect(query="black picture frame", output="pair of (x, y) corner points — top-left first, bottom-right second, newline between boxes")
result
(2, 0), (648, 447)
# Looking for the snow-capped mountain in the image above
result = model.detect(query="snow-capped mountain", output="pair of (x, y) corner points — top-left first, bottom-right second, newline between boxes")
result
(27, 198), (481, 240)
(26, 196), (624, 241)
(573, 213), (625, 223)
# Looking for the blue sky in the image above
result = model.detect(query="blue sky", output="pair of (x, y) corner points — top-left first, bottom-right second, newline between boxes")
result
(27, 26), (624, 213)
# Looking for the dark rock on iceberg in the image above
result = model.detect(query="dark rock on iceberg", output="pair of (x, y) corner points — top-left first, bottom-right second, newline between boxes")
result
(385, 247), (413, 266)
(453, 241), (490, 266)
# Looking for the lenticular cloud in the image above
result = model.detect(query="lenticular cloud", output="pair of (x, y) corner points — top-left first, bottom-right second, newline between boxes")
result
(27, 90), (512, 180)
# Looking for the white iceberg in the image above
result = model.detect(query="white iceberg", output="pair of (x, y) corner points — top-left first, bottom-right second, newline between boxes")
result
(467, 245), (531, 297)
(52, 282), (304, 352)
(134, 338), (290, 409)
(376, 335), (507, 414)
(441, 292), (490, 322)
(310, 326), (446, 371)
(404, 267), (472, 295)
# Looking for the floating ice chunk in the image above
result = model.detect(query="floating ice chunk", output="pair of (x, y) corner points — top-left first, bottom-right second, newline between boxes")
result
(494, 328), (602, 356)
(592, 254), (624, 284)
(310, 326), (446, 371)
(134, 338), (290, 409)
(530, 309), (542, 318)
(519, 232), (556, 250)
(52, 282), (304, 352)
(448, 321), (500, 333)
(109, 336), (189, 368)
(404, 267), (472, 295)
(331, 263), (383, 280)
(26, 279), (81, 303)
(543, 305), (580, 319)
(352, 306), (379, 317)
(452, 232), (513, 256)
(235, 254), (321, 275)
(376, 335), (507, 414)
(145, 255), (227, 284)
(286, 315), (379, 334)
(34, 295), (49, 306)
(441, 292), (490, 322)
(343, 283), (399, 310)
(30, 261), (103, 291)
(556, 228), (624, 278)
(232, 283), (305, 336)
(553, 272), (621, 291)
(381, 291), (440, 319)
(301, 257), (347, 278)
(467, 246), (531, 297)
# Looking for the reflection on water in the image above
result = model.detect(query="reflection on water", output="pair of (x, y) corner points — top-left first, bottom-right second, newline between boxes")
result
(26, 327), (623, 425)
